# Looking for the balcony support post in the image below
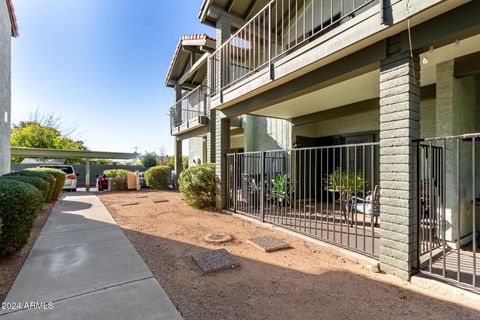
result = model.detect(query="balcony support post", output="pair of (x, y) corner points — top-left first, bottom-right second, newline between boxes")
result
(379, 35), (420, 280)
(174, 137), (183, 189)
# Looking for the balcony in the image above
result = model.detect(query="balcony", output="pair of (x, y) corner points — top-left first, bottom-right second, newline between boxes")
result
(208, 0), (380, 98)
(170, 85), (209, 136)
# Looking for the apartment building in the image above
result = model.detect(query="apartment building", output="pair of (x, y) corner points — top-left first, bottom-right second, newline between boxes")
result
(168, 0), (480, 291)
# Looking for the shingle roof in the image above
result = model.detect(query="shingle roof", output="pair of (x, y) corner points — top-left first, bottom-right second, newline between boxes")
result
(6, 0), (19, 37)
(165, 34), (215, 87)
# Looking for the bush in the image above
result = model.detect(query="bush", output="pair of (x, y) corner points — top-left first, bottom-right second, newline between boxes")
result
(104, 169), (130, 191)
(1, 175), (50, 202)
(144, 166), (171, 190)
(27, 168), (66, 202)
(4, 170), (55, 202)
(0, 179), (44, 256)
(178, 163), (216, 209)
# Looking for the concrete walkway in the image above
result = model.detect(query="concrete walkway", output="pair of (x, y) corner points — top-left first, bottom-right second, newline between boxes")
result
(0, 193), (182, 320)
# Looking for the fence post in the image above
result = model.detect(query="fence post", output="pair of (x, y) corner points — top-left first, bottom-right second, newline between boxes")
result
(233, 154), (237, 213)
(260, 150), (265, 222)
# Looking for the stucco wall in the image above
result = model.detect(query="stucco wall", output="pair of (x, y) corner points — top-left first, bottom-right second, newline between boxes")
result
(292, 98), (437, 141)
(188, 137), (205, 167)
(293, 107), (379, 140)
(0, 0), (11, 175)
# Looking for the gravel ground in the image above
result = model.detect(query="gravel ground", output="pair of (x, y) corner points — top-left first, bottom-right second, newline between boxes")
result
(0, 203), (54, 303)
(99, 190), (480, 320)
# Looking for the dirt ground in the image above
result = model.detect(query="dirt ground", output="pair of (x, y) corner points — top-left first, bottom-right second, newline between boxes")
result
(99, 190), (480, 320)
(0, 203), (54, 303)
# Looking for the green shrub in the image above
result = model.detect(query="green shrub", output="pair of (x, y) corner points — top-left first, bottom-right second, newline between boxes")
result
(178, 163), (216, 209)
(4, 170), (55, 202)
(0, 179), (44, 256)
(27, 168), (66, 202)
(104, 169), (130, 191)
(1, 175), (50, 202)
(144, 166), (171, 190)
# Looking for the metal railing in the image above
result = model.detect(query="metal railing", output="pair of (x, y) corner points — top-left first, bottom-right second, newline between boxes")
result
(170, 85), (208, 132)
(209, 0), (379, 95)
(226, 142), (380, 257)
(416, 133), (479, 292)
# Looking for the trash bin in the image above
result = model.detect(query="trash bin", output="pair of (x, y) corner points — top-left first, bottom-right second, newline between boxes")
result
(127, 172), (137, 190)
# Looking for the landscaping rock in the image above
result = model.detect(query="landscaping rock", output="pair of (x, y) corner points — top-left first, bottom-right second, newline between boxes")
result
(192, 249), (239, 274)
(248, 236), (291, 252)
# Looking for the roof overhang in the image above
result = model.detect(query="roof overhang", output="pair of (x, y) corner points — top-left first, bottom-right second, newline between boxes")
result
(165, 35), (216, 88)
(198, 0), (269, 28)
(7, 0), (19, 37)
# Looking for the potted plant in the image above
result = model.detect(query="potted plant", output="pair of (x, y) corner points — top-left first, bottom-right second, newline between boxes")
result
(324, 168), (367, 201)
(267, 174), (291, 205)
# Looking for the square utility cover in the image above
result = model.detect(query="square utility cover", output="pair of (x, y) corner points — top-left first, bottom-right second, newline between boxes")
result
(248, 236), (291, 252)
(192, 249), (239, 274)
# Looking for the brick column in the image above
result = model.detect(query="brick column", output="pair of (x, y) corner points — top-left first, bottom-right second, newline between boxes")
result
(379, 51), (420, 280)
(215, 110), (230, 209)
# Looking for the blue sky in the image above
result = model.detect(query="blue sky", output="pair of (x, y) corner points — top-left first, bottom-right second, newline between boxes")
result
(11, 0), (213, 155)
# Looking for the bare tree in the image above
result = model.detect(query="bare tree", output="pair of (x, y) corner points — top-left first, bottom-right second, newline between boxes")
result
(16, 107), (84, 140)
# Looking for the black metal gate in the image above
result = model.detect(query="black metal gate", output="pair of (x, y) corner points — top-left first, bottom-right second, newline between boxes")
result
(226, 142), (380, 257)
(416, 133), (479, 291)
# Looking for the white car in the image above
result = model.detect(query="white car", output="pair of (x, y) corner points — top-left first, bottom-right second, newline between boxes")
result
(39, 165), (78, 191)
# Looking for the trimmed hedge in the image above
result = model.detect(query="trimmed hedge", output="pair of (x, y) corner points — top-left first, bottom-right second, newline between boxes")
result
(144, 166), (171, 190)
(0, 179), (44, 257)
(104, 169), (130, 191)
(27, 168), (66, 202)
(178, 163), (216, 209)
(1, 175), (50, 202)
(4, 170), (55, 202)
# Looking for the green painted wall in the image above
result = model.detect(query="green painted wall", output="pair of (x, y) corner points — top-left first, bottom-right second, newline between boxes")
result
(244, 115), (292, 152)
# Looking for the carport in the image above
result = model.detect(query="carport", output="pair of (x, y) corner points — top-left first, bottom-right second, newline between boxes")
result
(11, 147), (139, 191)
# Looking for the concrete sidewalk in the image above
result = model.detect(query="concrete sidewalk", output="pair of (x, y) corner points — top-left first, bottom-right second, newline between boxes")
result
(0, 193), (182, 320)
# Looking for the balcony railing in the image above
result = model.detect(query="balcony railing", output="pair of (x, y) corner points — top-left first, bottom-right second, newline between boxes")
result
(170, 85), (208, 133)
(209, 0), (379, 95)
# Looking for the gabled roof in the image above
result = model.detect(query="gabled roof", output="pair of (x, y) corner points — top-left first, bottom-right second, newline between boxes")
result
(6, 0), (19, 37)
(165, 34), (215, 88)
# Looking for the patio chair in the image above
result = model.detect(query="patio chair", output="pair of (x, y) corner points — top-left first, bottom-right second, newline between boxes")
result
(349, 185), (380, 227)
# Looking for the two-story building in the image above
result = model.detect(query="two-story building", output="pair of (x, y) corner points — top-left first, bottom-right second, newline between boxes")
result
(168, 0), (480, 292)
(0, 0), (18, 175)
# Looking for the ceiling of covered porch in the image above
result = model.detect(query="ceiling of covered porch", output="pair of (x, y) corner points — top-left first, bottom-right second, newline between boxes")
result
(249, 33), (480, 121)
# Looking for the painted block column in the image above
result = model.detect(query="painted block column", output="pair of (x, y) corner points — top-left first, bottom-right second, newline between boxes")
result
(215, 110), (230, 209)
(379, 51), (420, 280)
(174, 137), (182, 181)
(436, 60), (477, 245)
(207, 14), (231, 163)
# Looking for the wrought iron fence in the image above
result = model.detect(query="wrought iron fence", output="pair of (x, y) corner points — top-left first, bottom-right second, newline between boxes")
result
(226, 142), (380, 257)
(209, 0), (380, 95)
(170, 85), (208, 132)
(416, 133), (479, 291)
